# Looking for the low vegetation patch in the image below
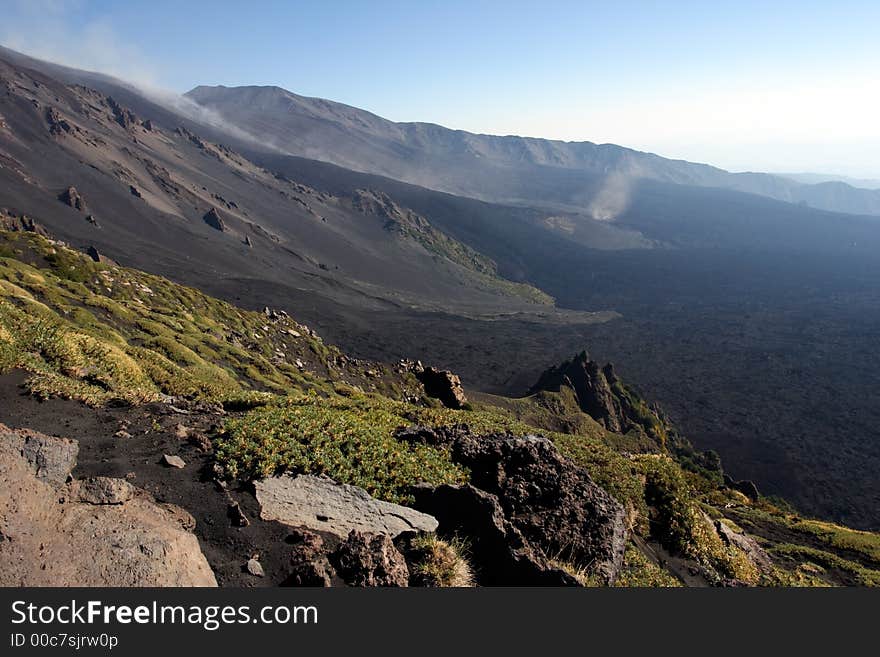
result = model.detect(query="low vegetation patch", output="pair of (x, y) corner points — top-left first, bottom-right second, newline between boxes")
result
(406, 534), (474, 587)
(636, 455), (758, 583)
(614, 544), (682, 587)
(0, 231), (387, 405)
(768, 544), (880, 587)
(216, 393), (469, 503)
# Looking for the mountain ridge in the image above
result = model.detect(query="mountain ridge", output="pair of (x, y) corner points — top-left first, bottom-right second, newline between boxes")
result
(185, 82), (880, 217)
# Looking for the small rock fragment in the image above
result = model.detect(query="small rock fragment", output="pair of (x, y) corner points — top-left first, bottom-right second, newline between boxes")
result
(246, 558), (264, 577)
(161, 454), (185, 469)
(227, 501), (250, 527)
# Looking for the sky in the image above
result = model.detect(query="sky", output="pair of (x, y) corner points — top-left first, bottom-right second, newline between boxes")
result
(2, 0), (879, 177)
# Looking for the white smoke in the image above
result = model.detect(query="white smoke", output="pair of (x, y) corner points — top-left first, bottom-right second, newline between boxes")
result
(588, 171), (633, 221)
(1, 1), (161, 89)
(138, 86), (283, 152)
(0, 1), (280, 152)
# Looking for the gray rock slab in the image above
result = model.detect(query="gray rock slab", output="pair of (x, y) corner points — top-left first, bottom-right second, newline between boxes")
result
(255, 475), (438, 539)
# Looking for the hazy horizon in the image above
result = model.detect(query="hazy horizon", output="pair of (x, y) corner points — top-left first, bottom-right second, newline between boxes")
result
(3, 0), (879, 178)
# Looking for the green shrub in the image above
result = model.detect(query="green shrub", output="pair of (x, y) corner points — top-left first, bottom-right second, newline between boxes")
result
(215, 393), (468, 503)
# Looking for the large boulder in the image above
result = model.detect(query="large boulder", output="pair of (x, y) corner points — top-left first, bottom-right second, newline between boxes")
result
(283, 528), (410, 587)
(58, 185), (86, 211)
(0, 425), (217, 587)
(71, 476), (135, 505)
(412, 483), (581, 585)
(203, 207), (226, 231)
(401, 425), (628, 584)
(330, 530), (409, 587)
(284, 529), (335, 587)
(417, 367), (468, 409)
(254, 474), (437, 539)
(86, 246), (117, 265)
(723, 474), (760, 502)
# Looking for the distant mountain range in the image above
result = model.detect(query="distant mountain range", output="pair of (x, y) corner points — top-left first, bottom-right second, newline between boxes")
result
(779, 172), (880, 190)
(185, 83), (880, 218)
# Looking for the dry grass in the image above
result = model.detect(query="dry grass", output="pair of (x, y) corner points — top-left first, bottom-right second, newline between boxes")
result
(408, 534), (474, 587)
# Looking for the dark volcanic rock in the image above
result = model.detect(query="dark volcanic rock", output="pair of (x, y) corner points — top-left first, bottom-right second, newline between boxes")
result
(283, 529), (334, 587)
(107, 97), (137, 130)
(412, 483), (580, 585)
(85, 246), (115, 265)
(226, 501), (249, 527)
(417, 367), (467, 409)
(723, 474), (760, 501)
(203, 208), (226, 232)
(330, 530), (409, 587)
(530, 351), (622, 431)
(45, 107), (72, 135)
(59, 186), (86, 212)
(530, 351), (663, 437)
(405, 426), (628, 584)
(0, 212), (47, 235)
(129, 185), (142, 199)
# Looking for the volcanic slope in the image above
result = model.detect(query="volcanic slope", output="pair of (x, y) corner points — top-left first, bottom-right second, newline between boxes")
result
(2, 228), (879, 587)
(0, 53), (558, 321)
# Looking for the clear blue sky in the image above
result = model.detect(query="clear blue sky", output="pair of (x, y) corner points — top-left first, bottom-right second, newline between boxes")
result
(3, 0), (880, 176)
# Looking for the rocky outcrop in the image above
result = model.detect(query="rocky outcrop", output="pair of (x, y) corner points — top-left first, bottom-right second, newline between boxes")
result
(400, 425), (628, 584)
(530, 350), (663, 437)
(255, 474), (438, 539)
(86, 246), (116, 265)
(417, 367), (467, 409)
(412, 482), (580, 585)
(715, 518), (773, 573)
(46, 107), (73, 135)
(58, 185), (86, 211)
(107, 97), (137, 130)
(0, 425), (217, 586)
(723, 474), (760, 501)
(203, 207), (226, 231)
(0, 211), (48, 235)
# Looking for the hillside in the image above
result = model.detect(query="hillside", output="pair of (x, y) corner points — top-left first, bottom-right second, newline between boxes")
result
(0, 51), (553, 318)
(2, 227), (879, 587)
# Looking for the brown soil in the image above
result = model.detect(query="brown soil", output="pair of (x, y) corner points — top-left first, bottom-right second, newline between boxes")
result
(0, 370), (312, 587)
